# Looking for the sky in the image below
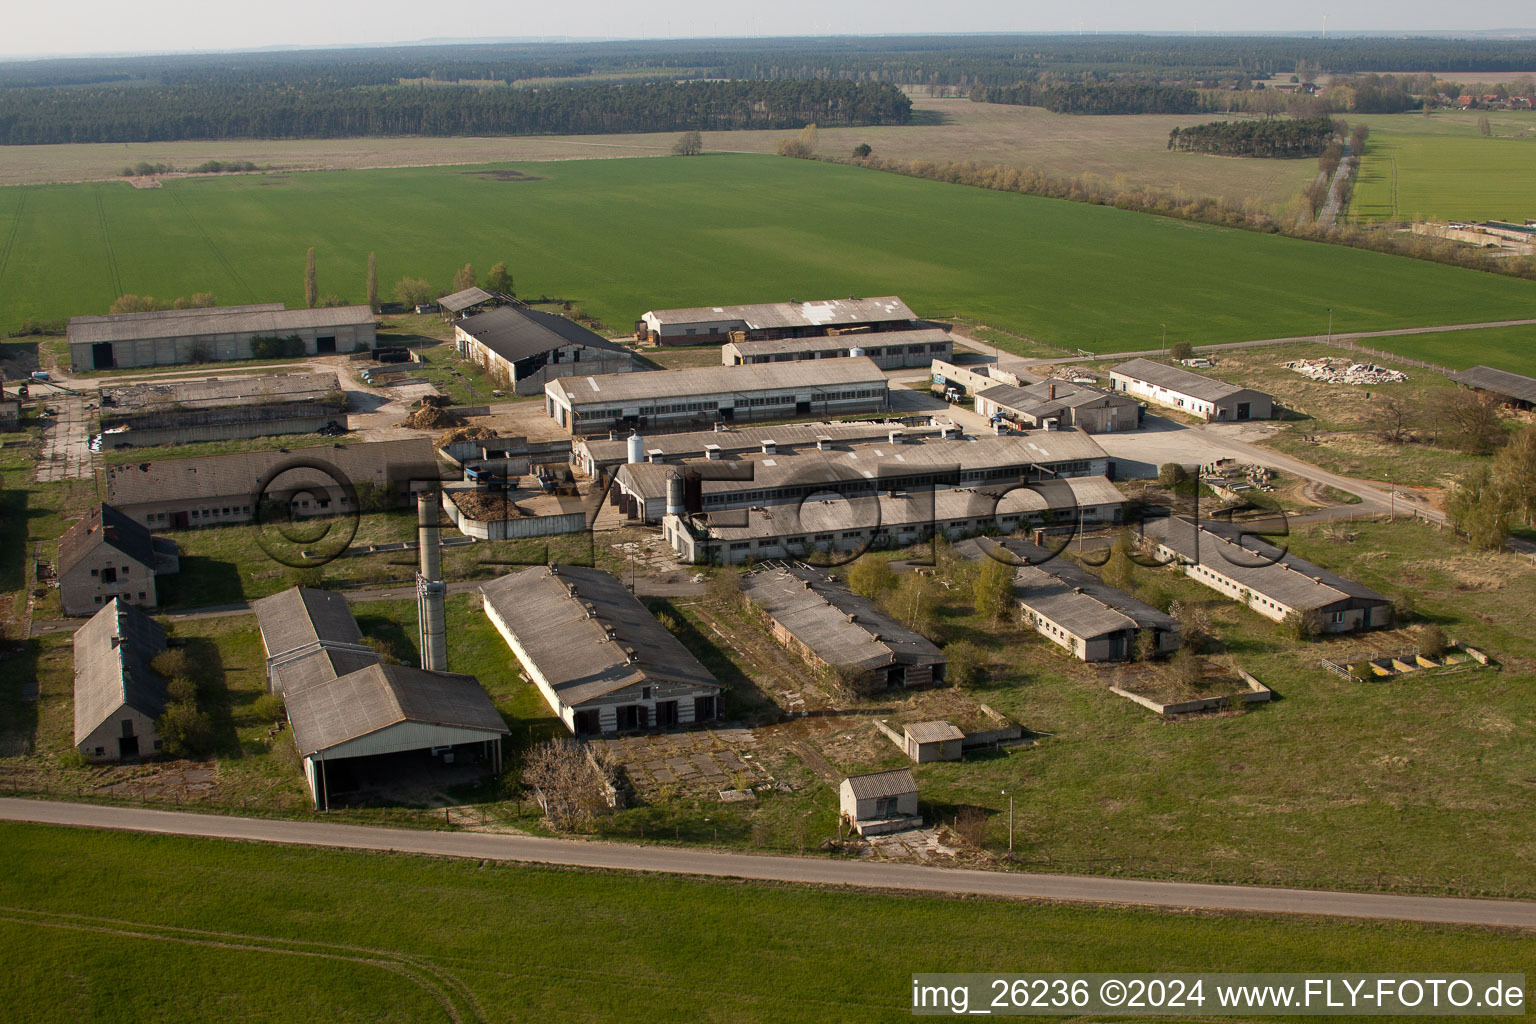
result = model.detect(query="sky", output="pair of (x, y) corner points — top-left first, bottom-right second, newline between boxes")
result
(5, 0), (1535, 60)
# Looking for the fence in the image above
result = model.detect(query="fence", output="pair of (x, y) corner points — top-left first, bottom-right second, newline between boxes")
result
(1314, 336), (1457, 378)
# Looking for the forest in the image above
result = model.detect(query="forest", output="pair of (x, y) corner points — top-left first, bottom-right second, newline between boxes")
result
(1167, 117), (1343, 158)
(0, 79), (912, 145)
(969, 82), (1200, 114)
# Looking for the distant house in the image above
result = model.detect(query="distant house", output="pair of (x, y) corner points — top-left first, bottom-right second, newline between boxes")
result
(480, 565), (722, 735)
(1110, 358), (1273, 422)
(741, 564), (946, 688)
(902, 721), (965, 763)
(638, 296), (919, 346)
(839, 769), (921, 836)
(1450, 365), (1536, 410)
(455, 305), (635, 395)
(974, 379), (1141, 433)
(73, 599), (167, 762)
(1147, 516), (1391, 633)
(67, 303), (376, 371)
(56, 503), (179, 618)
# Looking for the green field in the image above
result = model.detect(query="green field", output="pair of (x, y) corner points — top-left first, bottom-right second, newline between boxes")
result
(1347, 324), (1536, 374)
(2, 155), (1535, 357)
(1, 823), (1529, 1024)
(1353, 110), (1536, 223)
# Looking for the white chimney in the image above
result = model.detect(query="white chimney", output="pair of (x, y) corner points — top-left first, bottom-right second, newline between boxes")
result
(761, 440), (777, 455)
(704, 443), (723, 461)
(816, 435), (832, 451)
(626, 431), (645, 465)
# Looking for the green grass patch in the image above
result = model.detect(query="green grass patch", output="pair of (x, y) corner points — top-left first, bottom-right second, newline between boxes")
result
(1353, 110), (1536, 223)
(2, 156), (1535, 358)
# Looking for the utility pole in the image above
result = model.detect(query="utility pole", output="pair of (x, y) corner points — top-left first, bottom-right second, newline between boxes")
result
(1001, 789), (1014, 854)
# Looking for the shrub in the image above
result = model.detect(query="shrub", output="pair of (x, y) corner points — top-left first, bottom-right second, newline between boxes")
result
(166, 675), (198, 705)
(945, 640), (986, 687)
(250, 334), (304, 359)
(1418, 623), (1447, 660)
(158, 702), (214, 759)
(847, 555), (896, 599)
(1169, 341), (1195, 361)
(952, 806), (987, 848)
(251, 693), (286, 724)
(1280, 608), (1324, 641)
(1157, 462), (1189, 488)
(852, 142), (872, 159)
(1169, 647), (1204, 689)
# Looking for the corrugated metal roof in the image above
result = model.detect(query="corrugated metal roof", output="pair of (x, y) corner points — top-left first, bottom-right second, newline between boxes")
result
(904, 720), (964, 744)
(978, 379), (1132, 418)
(481, 566), (720, 708)
(437, 286), (496, 312)
(647, 296), (917, 331)
(73, 599), (167, 745)
(1449, 365), (1536, 405)
(547, 357), (887, 407)
(577, 421), (944, 467)
(459, 306), (630, 363)
(253, 586), (365, 658)
(101, 373), (340, 412)
(725, 327), (950, 358)
(284, 663), (506, 756)
(1111, 358), (1257, 403)
(742, 564), (944, 673)
(57, 503), (157, 577)
(105, 437), (437, 507)
(271, 647), (382, 696)
(68, 305), (374, 345)
(844, 768), (917, 800)
(70, 303), (286, 325)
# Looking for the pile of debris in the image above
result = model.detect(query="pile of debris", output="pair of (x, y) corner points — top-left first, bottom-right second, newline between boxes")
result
(1285, 358), (1408, 385)
(398, 404), (464, 430)
(437, 424), (498, 447)
(1044, 366), (1101, 386)
(449, 489), (534, 520)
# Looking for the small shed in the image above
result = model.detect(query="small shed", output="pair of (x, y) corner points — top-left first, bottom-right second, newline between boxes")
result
(839, 768), (921, 836)
(903, 721), (965, 763)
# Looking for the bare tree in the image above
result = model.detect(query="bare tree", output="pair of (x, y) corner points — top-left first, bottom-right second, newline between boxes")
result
(452, 263), (477, 293)
(522, 739), (615, 831)
(1432, 388), (1505, 454)
(671, 130), (703, 156)
(1369, 392), (1419, 444)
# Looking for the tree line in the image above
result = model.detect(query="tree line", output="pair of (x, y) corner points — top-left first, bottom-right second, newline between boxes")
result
(1168, 117), (1341, 157)
(0, 79), (910, 145)
(970, 82), (1200, 114)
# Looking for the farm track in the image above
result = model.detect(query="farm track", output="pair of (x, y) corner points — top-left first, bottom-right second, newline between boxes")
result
(0, 190), (25, 290)
(0, 904), (484, 1023)
(167, 186), (253, 302)
(94, 191), (123, 298)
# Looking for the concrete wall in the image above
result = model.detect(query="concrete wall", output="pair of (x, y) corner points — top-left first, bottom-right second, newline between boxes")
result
(552, 384), (890, 437)
(839, 784), (921, 833)
(443, 497), (585, 540)
(58, 549), (158, 618)
(78, 704), (162, 762)
(74, 322), (375, 371)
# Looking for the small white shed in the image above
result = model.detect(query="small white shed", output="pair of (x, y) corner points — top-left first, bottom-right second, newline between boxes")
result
(839, 768), (921, 836)
(903, 721), (965, 763)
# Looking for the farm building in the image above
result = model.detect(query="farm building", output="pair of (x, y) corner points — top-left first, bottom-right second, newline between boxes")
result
(1109, 358), (1273, 422)
(637, 296), (919, 346)
(253, 586), (381, 695)
(0, 390), (19, 425)
(73, 599), (167, 762)
(544, 358), (889, 436)
(959, 537), (1180, 662)
(442, 485), (588, 541)
(974, 379), (1141, 433)
(1448, 365), (1536, 410)
(285, 662), (508, 811)
(438, 434), (573, 478)
(666, 474), (1126, 564)
(436, 286), (499, 319)
(97, 373), (346, 447)
(100, 373), (342, 412)
(899, 721), (965, 763)
(722, 327), (951, 370)
(57, 503), (179, 618)
(839, 769), (921, 836)
(104, 437), (439, 530)
(454, 305), (636, 396)
(741, 563), (946, 688)
(929, 358), (1034, 402)
(614, 429), (1111, 524)
(1147, 516), (1391, 633)
(481, 566), (722, 736)
(572, 421), (947, 478)
(67, 304), (376, 371)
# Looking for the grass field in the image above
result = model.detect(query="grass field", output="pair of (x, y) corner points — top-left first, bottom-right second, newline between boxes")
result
(1, 822), (1529, 1024)
(1352, 110), (1536, 222)
(2, 155), (1534, 357)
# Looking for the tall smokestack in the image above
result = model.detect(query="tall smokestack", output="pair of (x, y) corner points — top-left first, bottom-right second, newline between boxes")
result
(416, 490), (447, 672)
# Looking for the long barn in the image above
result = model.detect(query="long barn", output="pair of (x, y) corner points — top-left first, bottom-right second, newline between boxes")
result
(69, 304), (376, 370)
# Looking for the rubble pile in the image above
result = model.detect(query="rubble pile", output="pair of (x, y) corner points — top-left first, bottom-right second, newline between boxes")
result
(1285, 358), (1408, 385)
(398, 404), (464, 430)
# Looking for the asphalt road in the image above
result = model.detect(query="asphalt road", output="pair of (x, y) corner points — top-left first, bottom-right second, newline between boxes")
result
(4, 799), (1533, 929)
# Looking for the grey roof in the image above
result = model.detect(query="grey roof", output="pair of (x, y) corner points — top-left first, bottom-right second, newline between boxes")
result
(253, 587), (365, 659)
(1148, 516), (1389, 612)
(843, 768), (917, 800)
(1111, 358), (1270, 404)
(978, 379), (1133, 420)
(618, 432), (1109, 503)
(547, 357), (887, 407)
(481, 566), (720, 708)
(271, 647), (382, 696)
(105, 438), (437, 507)
(284, 663), (507, 756)
(958, 537), (1177, 640)
(904, 720), (965, 744)
(577, 421), (948, 469)
(101, 373), (340, 412)
(438, 286), (496, 312)
(1450, 365), (1536, 405)
(458, 306), (630, 363)
(741, 564), (944, 673)
(57, 503), (157, 577)
(647, 296), (917, 331)
(73, 599), (167, 745)
(725, 327), (951, 358)
(70, 303), (286, 325)
(68, 305), (374, 345)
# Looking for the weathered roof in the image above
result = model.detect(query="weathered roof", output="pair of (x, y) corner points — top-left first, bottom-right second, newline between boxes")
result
(904, 720), (965, 744)
(252, 586), (365, 658)
(978, 379), (1133, 420)
(1449, 365), (1536, 405)
(100, 373), (340, 412)
(958, 537), (1177, 640)
(458, 306), (630, 363)
(481, 566), (720, 708)
(547, 357), (887, 407)
(742, 564), (944, 673)
(284, 662), (506, 756)
(72, 599), (167, 745)
(577, 421), (948, 468)
(437, 286), (496, 312)
(70, 303), (286, 326)
(647, 296), (917, 331)
(725, 327), (951, 358)
(1148, 516), (1389, 612)
(105, 438), (437, 507)
(1110, 358), (1259, 403)
(843, 768), (917, 800)
(57, 503), (157, 577)
(68, 305), (375, 345)
(271, 646), (383, 696)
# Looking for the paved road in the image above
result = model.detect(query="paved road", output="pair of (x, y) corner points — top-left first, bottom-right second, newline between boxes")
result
(3, 799), (1533, 929)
